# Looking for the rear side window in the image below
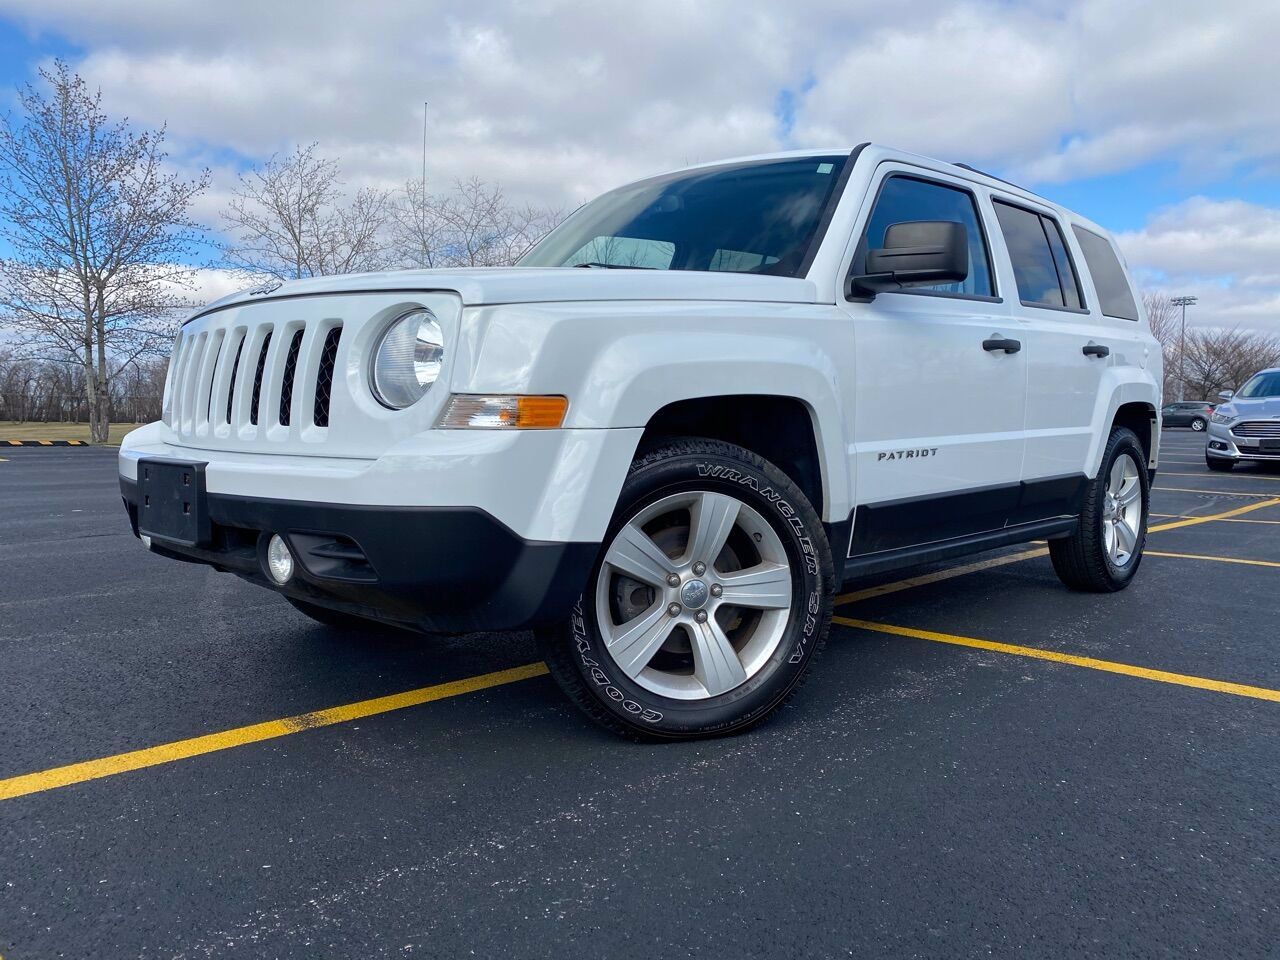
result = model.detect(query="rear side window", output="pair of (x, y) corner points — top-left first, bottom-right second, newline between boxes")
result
(992, 200), (1084, 310)
(859, 175), (994, 297)
(1072, 226), (1139, 321)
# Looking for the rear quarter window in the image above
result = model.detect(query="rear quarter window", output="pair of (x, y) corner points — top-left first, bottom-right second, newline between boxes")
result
(1072, 226), (1139, 321)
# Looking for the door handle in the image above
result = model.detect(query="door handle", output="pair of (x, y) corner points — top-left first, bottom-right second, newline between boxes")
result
(1082, 343), (1110, 358)
(982, 336), (1021, 354)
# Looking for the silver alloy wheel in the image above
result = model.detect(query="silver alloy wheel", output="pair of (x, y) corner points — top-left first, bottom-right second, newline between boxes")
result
(1101, 452), (1143, 567)
(594, 490), (792, 701)
(1191, 418), (1205, 431)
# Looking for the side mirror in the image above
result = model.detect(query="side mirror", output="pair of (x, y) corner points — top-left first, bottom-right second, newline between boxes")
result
(847, 220), (968, 298)
(1218, 390), (1234, 401)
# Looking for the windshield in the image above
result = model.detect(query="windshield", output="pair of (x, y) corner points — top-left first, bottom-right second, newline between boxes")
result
(518, 155), (849, 277)
(1238, 371), (1280, 398)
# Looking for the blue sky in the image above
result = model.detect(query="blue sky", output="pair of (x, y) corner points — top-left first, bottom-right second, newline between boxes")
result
(0, 0), (1276, 331)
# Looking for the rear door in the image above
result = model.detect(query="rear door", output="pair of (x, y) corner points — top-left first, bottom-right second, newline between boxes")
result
(991, 201), (1144, 515)
(837, 166), (1027, 558)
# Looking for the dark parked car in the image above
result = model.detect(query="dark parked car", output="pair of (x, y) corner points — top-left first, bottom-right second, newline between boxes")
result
(1161, 401), (1213, 431)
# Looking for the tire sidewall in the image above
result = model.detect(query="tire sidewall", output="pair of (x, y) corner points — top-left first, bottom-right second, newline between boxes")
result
(567, 442), (832, 738)
(1096, 430), (1150, 585)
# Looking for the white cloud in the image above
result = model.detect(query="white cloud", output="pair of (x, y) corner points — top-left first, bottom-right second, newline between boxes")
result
(1, 0), (1279, 330)
(2, 0), (1276, 196)
(1118, 198), (1280, 333)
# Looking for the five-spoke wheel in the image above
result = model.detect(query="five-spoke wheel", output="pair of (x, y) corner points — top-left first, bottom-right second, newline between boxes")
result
(539, 437), (834, 740)
(595, 490), (792, 700)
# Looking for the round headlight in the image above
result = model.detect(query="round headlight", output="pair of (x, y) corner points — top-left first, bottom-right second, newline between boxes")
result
(370, 309), (444, 409)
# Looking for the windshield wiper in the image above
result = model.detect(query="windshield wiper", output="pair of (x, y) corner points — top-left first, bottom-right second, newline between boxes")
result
(571, 261), (656, 269)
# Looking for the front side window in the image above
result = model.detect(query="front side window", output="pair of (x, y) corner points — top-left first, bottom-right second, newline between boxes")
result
(1072, 225), (1139, 321)
(993, 201), (1083, 309)
(856, 175), (993, 297)
(1238, 371), (1280, 398)
(519, 156), (848, 276)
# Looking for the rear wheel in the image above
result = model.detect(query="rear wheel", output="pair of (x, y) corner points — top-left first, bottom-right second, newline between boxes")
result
(1050, 427), (1149, 592)
(1205, 454), (1235, 472)
(1190, 417), (1207, 432)
(539, 437), (834, 740)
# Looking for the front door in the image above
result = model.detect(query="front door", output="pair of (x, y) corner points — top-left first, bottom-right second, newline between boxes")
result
(838, 167), (1028, 560)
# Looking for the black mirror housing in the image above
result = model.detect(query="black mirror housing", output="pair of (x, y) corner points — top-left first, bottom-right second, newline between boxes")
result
(848, 220), (969, 298)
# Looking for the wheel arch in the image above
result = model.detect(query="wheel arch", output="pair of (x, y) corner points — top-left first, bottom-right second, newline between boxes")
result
(1086, 376), (1160, 478)
(638, 394), (831, 518)
(1112, 400), (1158, 470)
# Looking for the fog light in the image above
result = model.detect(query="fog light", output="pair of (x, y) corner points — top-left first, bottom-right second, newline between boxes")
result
(140, 534), (152, 549)
(267, 534), (294, 584)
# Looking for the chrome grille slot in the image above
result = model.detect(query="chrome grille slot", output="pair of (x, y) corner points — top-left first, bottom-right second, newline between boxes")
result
(178, 332), (207, 433)
(278, 329), (304, 426)
(1231, 420), (1280, 438)
(248, 330), (273, 426)
(222, 332), (245, 426)
(314, 326), (342, 428)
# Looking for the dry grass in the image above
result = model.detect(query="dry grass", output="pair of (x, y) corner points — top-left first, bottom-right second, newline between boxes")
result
(0, 420), (147, 445)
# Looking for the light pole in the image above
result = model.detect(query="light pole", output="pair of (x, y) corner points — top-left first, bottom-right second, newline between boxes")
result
(1171, 295), (1197, 400)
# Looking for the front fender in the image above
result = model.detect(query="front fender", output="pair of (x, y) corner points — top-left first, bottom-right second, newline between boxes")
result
(1087, 370), (1160, 477)
(453, 302), (851, 521)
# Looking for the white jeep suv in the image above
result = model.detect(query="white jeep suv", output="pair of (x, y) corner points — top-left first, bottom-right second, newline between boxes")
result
(120, 144), (1162, 739)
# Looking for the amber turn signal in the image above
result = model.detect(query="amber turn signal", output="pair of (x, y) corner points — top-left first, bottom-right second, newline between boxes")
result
(437, 394), (569, 429)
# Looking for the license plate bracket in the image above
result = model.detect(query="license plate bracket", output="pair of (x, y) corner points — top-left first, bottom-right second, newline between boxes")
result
(1260, 438), (1280, 452)
(137, 458), (210, 546)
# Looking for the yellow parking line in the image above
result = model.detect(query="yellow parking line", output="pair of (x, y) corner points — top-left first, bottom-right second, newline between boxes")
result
(1154, 486), (1277, 498)
(1146, 550), (1280, 569)
(1160, 470), (1280, 482)
(1147, 497), (1280, 529)
(833, 617), (1280, 704)
(1151, 513), (1280, 525)
(834, 548), (1048, 605)
(0, 662), (548, 802)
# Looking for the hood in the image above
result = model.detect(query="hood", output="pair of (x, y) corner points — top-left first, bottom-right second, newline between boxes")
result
(1217, 396), (1280, 419)
(192, 267), (821, 321)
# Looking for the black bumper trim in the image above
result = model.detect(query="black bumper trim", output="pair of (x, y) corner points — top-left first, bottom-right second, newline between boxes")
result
(121, 478), (598, 633)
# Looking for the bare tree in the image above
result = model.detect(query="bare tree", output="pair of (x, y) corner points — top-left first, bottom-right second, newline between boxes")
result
(1142, 290), (1178, 346)
(390, 176), (563, 269)
(0, 61), (209, 442)
(389, 177), (450, 268)
(1180, 327), (1280, 400)
(222, 143), (393, 279)
(1142, 290), (1181, 400)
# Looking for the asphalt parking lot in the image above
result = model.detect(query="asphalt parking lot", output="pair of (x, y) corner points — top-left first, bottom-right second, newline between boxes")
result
(2, 430), (1278, 959)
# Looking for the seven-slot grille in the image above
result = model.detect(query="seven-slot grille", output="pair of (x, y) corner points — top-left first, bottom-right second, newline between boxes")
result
(162, 319), (343, 438)
(1230, 420), (1280, 438)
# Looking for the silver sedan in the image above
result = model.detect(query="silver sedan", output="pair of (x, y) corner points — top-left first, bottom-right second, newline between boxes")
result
(1205, 367), (1280, 470)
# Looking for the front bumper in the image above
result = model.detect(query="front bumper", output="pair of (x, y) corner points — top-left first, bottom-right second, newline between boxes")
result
(120, 479), (599, 633)
(1206, 421), (1280, 463)
(117, 422), (643, 632)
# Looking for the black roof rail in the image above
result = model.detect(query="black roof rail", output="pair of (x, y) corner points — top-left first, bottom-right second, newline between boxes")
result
(952, 162), (1034, 196)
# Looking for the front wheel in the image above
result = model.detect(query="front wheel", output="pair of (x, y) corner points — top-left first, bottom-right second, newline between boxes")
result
(1050, 427), (1150, 592)
(539, 437), (834, 740)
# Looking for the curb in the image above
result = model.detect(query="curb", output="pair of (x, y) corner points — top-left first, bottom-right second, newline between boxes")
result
(3, 439), (92, 446)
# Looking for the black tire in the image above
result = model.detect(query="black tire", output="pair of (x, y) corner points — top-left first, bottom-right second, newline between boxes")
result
(538, 437), (835, 741)
(1049, 426), (1150, 592)
(1205, 454), (1235, 472)
(285, 596), (378, 631)
(1190, 417), (1206, 432)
